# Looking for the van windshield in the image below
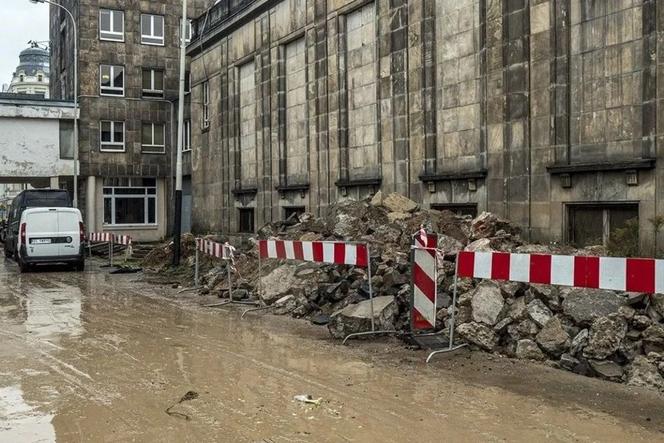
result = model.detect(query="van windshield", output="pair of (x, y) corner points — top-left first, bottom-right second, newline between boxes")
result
(23, 191), (71, 208)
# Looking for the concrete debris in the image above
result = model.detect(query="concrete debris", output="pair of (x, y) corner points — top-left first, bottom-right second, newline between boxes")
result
(327, 296), (398, 339)
(140, 193), (664, 394)
(626, 356), (664, 393)
(515, 339), (545, 361)
(470, 281), (504, 326)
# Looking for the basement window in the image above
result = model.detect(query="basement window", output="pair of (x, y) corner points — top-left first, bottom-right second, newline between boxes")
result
(284, 206), (305, 222)
(431, 203), (478, 218)
(567, 203), (638, 248)
(238, 208), (254, 233)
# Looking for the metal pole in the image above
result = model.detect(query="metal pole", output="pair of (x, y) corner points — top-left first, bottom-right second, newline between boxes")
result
(257, 247), (262, 302)
(194, 243), (199, 287)
(228, 260), (233, 302)
(108, 240), (112, 267)
(448, 254), (460, 350)
(172, 0), (188, 266)
(367, 244), (375, 332)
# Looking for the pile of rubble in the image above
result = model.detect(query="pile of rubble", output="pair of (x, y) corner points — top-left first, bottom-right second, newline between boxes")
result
(143, 193), (664, 393)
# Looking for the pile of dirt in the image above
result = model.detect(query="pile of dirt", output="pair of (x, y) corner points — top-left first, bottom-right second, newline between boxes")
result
(141, 193), (664, 394)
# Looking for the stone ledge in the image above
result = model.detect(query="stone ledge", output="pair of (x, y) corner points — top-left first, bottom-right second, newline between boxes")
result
(547, 159), (656, 175)
(231, 187), (258, 196)
(334, 178), (382, 188)
(419, 169), (488, 182)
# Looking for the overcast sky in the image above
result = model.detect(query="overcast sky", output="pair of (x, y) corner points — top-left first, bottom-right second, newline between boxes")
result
(1, 1), (49, 88)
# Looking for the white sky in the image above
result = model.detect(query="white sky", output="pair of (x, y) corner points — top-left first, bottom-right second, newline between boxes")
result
(0, 1), (50, 88)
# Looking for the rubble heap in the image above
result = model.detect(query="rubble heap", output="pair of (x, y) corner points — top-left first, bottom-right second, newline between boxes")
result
(142, 193), (664, 394)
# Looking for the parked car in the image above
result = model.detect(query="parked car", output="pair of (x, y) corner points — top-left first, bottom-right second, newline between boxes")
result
(15, 207), (85, 272)
(4, 189), (72, 260)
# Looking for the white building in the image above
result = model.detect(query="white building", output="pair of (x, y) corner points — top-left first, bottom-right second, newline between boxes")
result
(7, 44), (50, 98)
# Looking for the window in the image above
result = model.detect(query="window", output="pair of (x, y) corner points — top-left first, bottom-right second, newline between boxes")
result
(103, 178), (157, 226)
(142, 68), (164, 98)
(19, 75), (24, 82)
(141, 123), (166, 153)
(238, 208), (255, 233)
(100, 121), (125, 152)
(99, 9), (124, 41)
(37, 74), (43, 82)
(567, 204), (639, 248)
(430, 203), (478, 218)
(182, 120), (191, 152)
(180, 18), (192, 44)
(202, 80), (210, 128)
(284, 207), (305, 222)
(100, 65), (124, 96)
(141, 14), (164, 45)
(184, 71), (191, 94)
(59, 120), (74, 159)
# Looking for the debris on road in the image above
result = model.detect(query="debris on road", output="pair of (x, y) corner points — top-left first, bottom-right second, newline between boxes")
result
(165, 390), (200, 420)
(140, 193), (664, 394)
(294, 394), (322, 406)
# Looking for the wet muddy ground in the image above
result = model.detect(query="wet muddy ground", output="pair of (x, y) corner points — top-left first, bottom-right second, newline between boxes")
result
(1, 257), (664, 442)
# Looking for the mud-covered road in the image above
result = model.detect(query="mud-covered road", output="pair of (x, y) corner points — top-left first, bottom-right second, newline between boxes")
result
(1, 258), (664, 442)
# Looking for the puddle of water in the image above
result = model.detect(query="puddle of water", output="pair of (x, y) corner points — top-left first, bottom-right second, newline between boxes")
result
(0, 385), (55, 443)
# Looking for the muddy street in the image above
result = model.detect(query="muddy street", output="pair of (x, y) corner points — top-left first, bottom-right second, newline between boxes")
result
(0, 259), (663, 442)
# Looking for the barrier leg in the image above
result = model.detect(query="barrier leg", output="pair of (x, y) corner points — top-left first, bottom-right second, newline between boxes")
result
(108, 241), (112, 267)
(426, 257), (467, 362)
(194, 246), (199, 287)
(343, 246), (401, 344)
(228, 260), (233, 302)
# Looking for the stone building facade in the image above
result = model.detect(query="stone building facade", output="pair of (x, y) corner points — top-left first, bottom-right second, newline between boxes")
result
(50, 0), (212, 240)
(188, 0), (663, 253)
(7, 45), (50, 98)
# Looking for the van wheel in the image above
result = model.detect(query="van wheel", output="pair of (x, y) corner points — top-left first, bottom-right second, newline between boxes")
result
(74, 260), (85, 272)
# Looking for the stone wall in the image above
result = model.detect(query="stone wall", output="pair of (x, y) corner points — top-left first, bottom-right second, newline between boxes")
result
(188, 0), (664, 254)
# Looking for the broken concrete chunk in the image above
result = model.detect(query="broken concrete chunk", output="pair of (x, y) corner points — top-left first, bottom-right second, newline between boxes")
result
(562, 289), (624, 326)
(583, 315), (628, 360)
(327, 296), (397, 339)
(470, 281), (504, 326)
(381, 193), (418, 213)
(536, 317), (570, 357)
(515, 339), (546, 361)
(457, 322), (498, 352)
(589, 360), (624, 382)
(626, 356), (664, 393)
(642, 324), (664, 355)
(527, 299), (553, 328)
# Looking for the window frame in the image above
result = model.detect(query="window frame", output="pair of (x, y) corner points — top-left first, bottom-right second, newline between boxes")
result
(141, 68), (164, 98)
(141, 122), (166, 154)
(179, 18), (192, 45)
(182, 120), (192, 152)
(99, 64), (125, 96)
(202, 80), (210, 129)
(99, 120), (125, 152)
(103, 178), (158, 227)
(99, 9), (124, 42)
(238, 208), (255, 233)
(140, 13), (165, 46)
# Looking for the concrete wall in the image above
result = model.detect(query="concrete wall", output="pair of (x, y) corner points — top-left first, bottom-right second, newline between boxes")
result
(188, 0), (664, 254)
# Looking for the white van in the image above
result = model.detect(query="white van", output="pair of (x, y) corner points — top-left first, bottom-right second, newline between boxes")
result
(16, 208), (85, 272)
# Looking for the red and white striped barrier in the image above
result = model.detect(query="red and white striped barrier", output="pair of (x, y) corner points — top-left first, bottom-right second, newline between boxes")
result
(411, 232), (438, 331)
(197, 238), (233, 260)
(88, 232), (113, 243)
(257, 239), (369, 268)
(457, 251), (663, 293)
(114, 235), (133, 247)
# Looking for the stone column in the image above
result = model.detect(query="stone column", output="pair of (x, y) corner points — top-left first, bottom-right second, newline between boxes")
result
(85, 175), (96, 232)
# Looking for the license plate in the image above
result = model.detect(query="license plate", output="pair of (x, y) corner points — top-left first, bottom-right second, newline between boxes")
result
(31, 239), (52, 244)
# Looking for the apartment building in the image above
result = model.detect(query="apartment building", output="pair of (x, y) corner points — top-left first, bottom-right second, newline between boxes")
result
(50, 0), (212, 241)
(187, 0), (664, 253)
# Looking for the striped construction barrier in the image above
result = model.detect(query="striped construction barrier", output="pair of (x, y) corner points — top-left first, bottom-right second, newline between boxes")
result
(86, 233), (133, 266)
(88, 232), (113, 243)
(115, 235), (133, 247)
(457, 251), (662, 293)
(197, 238), (233, 260)
(257, 239), (369, 268)
(190, 238), (246, 306)
(411, 232), (439, 331)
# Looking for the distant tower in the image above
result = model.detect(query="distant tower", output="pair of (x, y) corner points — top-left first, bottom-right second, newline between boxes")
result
(7, 42), (50, 98)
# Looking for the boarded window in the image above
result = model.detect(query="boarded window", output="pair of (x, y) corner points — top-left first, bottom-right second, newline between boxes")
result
(59, 120), (74, 159)
(430, 203), (478, 218)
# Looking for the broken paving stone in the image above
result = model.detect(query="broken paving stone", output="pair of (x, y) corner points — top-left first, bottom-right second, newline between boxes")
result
(493, 317), (513, 333)
(559, 353), (580, 371)
(527, 299), (553, 328)
(515, 339), (546, 361)
(470, 281), (504, 326)
(562, 288), (624, 327)
(310, 314), (331, 326)
(387, 212), (410, 223)
(651, 294), (664, 318)
(583, 315), (628, 360)
(528, 284), (561, 311)
(536, 317), (570, 357)
(327, 296), (398, 339)
(618, 305), (636, 320)
(632, 315), (652, 330)
(457, 322), (498, 352)
(589, 360), (624, 382)
(470, 212), (518, 240)
(626, 356), (664, 393)
(570, 329), (589, 356)
(506, 296), (527, 321)
(436, 234), (464, 255)
(499, 281), (524, 299)
(464, 238), (493, 252)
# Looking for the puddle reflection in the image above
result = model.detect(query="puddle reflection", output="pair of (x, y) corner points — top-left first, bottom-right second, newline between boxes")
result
(0, 385), (55, 442)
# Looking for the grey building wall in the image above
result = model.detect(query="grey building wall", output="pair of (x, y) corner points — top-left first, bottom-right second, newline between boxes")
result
(188, 0), (664, 254)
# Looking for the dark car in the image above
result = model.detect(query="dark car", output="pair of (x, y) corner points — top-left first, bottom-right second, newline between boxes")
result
(4, 189), (72, 259)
